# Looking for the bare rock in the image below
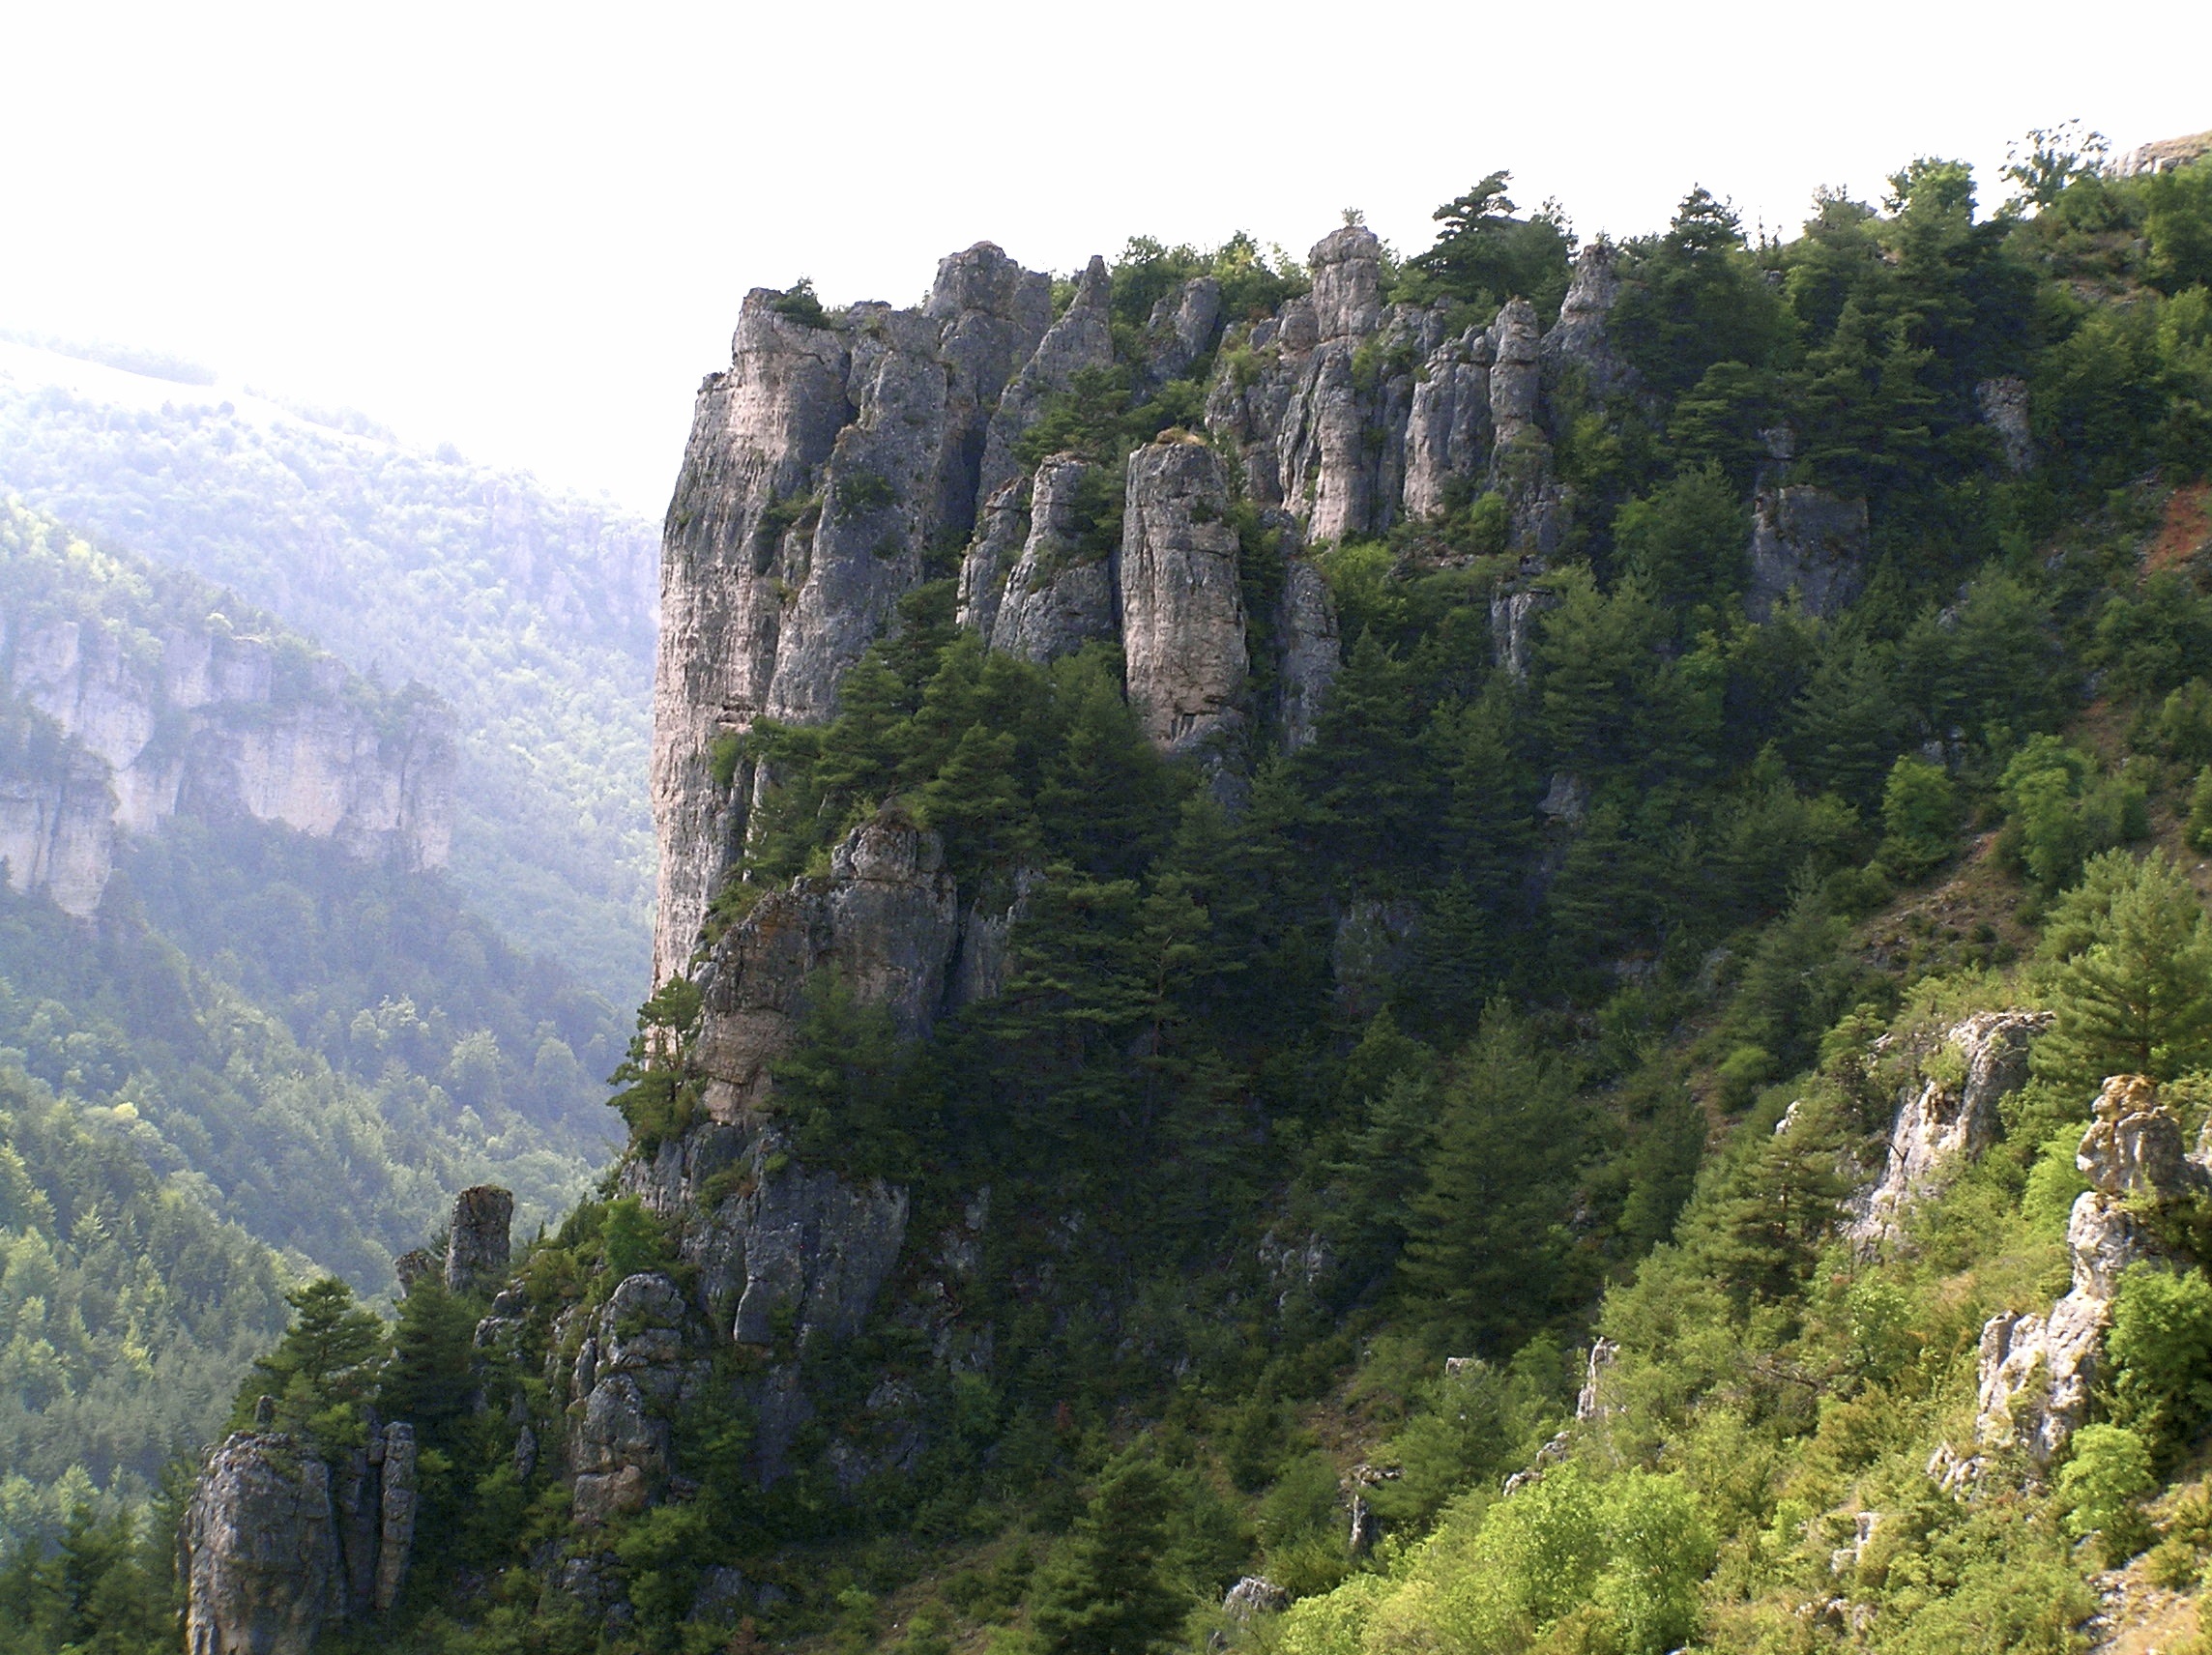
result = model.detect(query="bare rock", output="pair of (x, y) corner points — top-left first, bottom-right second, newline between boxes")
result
(1274, 544), (1341, 752)
(955, 474), (1033, 639)
(1539, 243), (1634, 405)
(1402, 328), (1494, 520)
(183, 1433), (342, 1655)
(1490, 581), (1557, 684)
(1976, 376), (2033, 474)
(373, 1423), (416, 1614)
(392, 1249), (438, 1295)
(1223, 1576), (1290, 1620)
(1847, 1010), (2052, 1250)
(1486, 300), (1543, 453)
(1142, 277), (1224, 387)
(689, 808), (959, 1121)
(1747, 485), (1868, 621)
(1308, 226), (1384, 342)
(1575, 1338), (1620, 1423)
(989, 454), (1118, 663)
(444, 1184), (513, 1295)
(2079, 1073), (2209, 1203)
(979, 256), (1114, 509)
(1119, 441), (1249, 764)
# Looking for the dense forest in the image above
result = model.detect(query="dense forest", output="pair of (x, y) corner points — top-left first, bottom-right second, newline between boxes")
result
(0, 508), (624, 1561)
(15, 129), (2212, 1655)
(0, 377), (658, 1003)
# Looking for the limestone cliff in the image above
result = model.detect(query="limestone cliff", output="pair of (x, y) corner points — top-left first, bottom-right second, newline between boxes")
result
(0, 508), (453, 916)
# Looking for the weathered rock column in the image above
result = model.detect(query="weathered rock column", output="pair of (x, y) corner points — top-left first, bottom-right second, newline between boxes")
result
(182, 1433), (343, 1655)
(445, 1184), (513, 1295)
(1118, 439), (1249, 764)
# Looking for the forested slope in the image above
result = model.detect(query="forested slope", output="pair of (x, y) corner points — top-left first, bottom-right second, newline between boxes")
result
(29, 131), (2212, 1655)
(0, 359), (658, 1003)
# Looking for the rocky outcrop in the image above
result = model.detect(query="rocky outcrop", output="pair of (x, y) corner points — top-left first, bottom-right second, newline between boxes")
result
(183, 1434), (342, 1655)
(373, 1423), (416, 1613)
(687, 809), (959, 1121)
(1847, 1010), (2052, 1250)
(1954, 1076), (2207, 1482)
(955, 475), (1033, 639)
(565, 1270), (713, 1524)
(0, 608), (452, 918)
(653, 247), (1054, 980)
(1141, 277), (1224, 388)
(1746, 484), (1869, 621)
(445, 1184), (514, 1295)
(1275, 546), (1341, 751)
(988, 454), (1118, 663)
(1119, 440), (1249, 764)
(1402, 328), (1495, 521)
(977, 256), (1114, 511)
(1540, 244), (1635, 405)
(1976, 376), (2034, 474)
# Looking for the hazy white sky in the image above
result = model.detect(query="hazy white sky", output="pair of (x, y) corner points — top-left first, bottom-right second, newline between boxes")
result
(3, 0), (2207, 514)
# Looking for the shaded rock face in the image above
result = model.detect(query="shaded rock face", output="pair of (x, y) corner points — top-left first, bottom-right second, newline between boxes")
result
(1141, 276), (1224, 388)
(1274, 543), (1341, 752)
(445, 1184), (514, 1295)
(1847, 1010), (2052, 1251)
(954, 475), (1033, 641)
(564, 1271), (713, 1524)
(1402, 328), (1494, 521)
(1120, 441), (1249, 765)
(0, 613), (452, 918)
(1747, 484), (1869, 620)
(1976, 376), (2034, 474)
(1539, 244), (1635, 406)
(1957, 1076), (2207, 1481)
(687, 810), (960, 1122)
(977, 256), (1114, 513)
(989, 454), (1118, 664)
(183, 1434), (342, 1655)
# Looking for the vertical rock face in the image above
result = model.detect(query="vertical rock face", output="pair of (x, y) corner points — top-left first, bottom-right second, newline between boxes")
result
(977, 256), (1114, 511)
(1274, 547), (1341, 752)
(653, 251), (1060, 981)
(955, 475), (1033, 639)
(182, 1433), (342, 1655)
(988, 454), (1119, 664)
(0, 611), (453, 918)
(1403, 329), (1495, 521)
(688, 809), (960, 1122)
(373, 1424), (417, 1614)
(1746, 485), (1870, 620)
(1486, 299), (1544, 456)
(1141, 276), (1224, 387)
(1539, 243), (1634, 404)
(1847, 1010), (2052, 1251)
(1976, 376), (2034, 474)
(1119, 441), (1250, 762)
(445, 1184), (515, 1295)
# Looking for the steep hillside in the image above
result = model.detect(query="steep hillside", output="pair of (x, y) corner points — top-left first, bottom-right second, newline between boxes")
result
(69, 135), (2212, 1655)
(0, 349), (657, 1004)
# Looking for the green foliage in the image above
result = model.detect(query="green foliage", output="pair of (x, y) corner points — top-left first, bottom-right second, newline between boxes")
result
(1612, 189), (1788, 401)
(2105, 1264), (2212, 1457)
(1401, 171), (1575, 320)
(1030, 1454), (1191, 1655)
(377, 1275), (480, 1437)
(2037, 850), (2212, 1088)
(775, 968), (922, 1180)
(770, 278), (830, 329)
(1610, 464), (1749, 617)
(1997, 735), (2146, 891)
(239, 1277), (387, 1453)
(2058, 1423), (2156, 1544)
(1879, 755), (1962, 878)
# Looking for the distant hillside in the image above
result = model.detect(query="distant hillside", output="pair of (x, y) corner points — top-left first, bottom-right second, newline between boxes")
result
(0, 349), (657, 1005)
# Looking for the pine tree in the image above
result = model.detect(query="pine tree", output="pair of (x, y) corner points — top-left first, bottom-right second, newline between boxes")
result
(1031, 1454), (1189, 1655)
(2039, 851), (2212, 1089)
(1399, 1005), (1585, 1350)
(378, 1274), (480, 1437)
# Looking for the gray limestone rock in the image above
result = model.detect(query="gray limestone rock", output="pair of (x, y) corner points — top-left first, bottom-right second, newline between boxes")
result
(687, 808), (960, 1121)
(989, 454), (1119, 663)
(1490, 582), (1557, 684)
(2077, 1073), (2209, 1204)
(1747, 485), (1869, 621)
(1308, 225), (1384, 342)
(1118, 441), (1249, 764)
(1275, 542), (1341, 752)
(183, 1433), (342, 1655)
(0, 610), (453, 918)
(373, 1423), (416, 1614)
(1486, 299), (1543, 453)
(1539, 243), (1635, 405)
(979, 256), (1114, 510)
(444, 1184), (513, 1295)
(393, 1249), (438, 1295)
(1976, 376), (2034, 474)
(1142, 276), (1224, 387)
(954, 474), (1033, 639)
(1847, 1010), (2052, 1251)
(1402, 328), (1495, 521)
(1331, 899), (1420, 1020)
(1224, 1576), (1291, 1619)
